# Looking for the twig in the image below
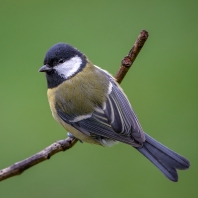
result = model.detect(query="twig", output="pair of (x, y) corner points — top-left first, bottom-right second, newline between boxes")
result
(0, 30), (149, 182)
(115, 30), (149, 84)
(0, 138), (78, 181)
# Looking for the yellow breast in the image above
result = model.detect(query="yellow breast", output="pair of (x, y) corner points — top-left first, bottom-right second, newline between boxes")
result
(47, 62), (109, 145)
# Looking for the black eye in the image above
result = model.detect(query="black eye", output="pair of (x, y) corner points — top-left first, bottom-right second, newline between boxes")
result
(58, 59), (64, 64)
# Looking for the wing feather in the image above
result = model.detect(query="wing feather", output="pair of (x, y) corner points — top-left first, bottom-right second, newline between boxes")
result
(102, 70), (145, 143)
(56, 66), (145, 147)
(57, 108), (137, 146)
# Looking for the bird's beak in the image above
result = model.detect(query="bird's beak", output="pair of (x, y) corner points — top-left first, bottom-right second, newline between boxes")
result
(38, 65), (52, 72)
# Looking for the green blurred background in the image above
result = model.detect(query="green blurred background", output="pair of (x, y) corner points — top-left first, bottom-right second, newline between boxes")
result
(0, 0), (197, 197)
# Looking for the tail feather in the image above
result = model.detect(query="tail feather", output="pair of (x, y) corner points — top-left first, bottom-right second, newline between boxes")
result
(137, 133), (190, 182)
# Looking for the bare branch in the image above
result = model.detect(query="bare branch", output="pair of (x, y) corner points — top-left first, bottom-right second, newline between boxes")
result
(115, 30), (149, 84)
(0, 30), (149, 182)
(0, 138), (78, 181)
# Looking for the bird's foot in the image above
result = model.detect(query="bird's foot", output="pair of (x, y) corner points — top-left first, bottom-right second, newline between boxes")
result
(67, 132), (83, 143)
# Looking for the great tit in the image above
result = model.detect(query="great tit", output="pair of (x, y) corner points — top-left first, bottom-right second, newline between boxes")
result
(39, 43), (190, 182)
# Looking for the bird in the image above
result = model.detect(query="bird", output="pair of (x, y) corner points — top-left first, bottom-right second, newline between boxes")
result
(39, 43), (190, 182)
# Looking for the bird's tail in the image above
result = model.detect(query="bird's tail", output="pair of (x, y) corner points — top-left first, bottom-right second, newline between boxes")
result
(136, 133), (190, 182)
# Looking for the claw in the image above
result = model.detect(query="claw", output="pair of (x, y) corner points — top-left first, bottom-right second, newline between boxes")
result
(67, 132), (83, 143)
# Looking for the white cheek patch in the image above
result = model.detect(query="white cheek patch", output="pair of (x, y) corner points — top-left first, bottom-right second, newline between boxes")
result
(55, 56), (82, 79)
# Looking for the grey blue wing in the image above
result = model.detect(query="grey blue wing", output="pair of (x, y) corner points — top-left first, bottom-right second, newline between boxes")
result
(56, 69), (145, 147)
(101, 70), (145, 144)
(56, 107), (137, 146)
